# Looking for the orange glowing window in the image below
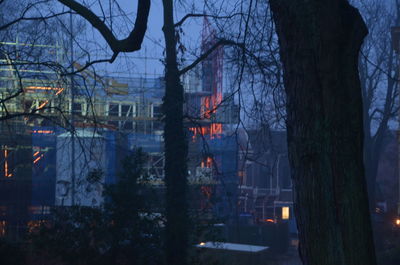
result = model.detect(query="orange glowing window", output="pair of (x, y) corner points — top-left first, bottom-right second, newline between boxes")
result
(201, 92), (223, 119)
(189, 123), (223, 141)
(201, 156), (213, 168)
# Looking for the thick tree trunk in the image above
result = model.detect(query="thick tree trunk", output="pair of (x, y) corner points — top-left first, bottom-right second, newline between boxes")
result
(162, 1), (188, 265)
(269, 1), (376, 265)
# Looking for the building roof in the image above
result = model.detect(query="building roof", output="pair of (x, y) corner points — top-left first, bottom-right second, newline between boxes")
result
(196, 242), (269, 253)
(58, 129), (102, 138)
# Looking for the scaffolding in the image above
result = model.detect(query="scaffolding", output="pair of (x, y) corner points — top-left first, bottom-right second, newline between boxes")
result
(0, 39), (166, 237)
(0, 15), (241, 236)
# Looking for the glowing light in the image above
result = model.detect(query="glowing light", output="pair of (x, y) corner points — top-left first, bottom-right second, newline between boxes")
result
(4, 148), (12, 177)
(26, 86), (54, 90)
(206, 157), (212, 168)
(33, 151), (39, 157)
(33, 154), (44, 164)
(265, 219), (275, 223)
(189, 123), (223, 141)
(201, 91), (223, 119)
(202, 96), (212, 118)
(282, 207), (290, 220)
(31, 130), (54, 134)
(37, 100), (48, 110)
(210, 123), (222, 139)
(396, 218), (400, 226)
(26, 86), (62, 90)
(55, 87), (65, 95)
(201, 157), (213, 168)
(4, 150), (8, 176)
(199, 242), (206, 246)
(25, 86), (65, 95)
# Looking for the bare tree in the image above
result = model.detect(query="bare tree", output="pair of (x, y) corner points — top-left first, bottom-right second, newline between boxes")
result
(355, 0), (400, 209)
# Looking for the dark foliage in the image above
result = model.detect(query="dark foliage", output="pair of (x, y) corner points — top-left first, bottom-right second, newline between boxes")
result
(30, 149), (163, 265)
(0, 238), (26, 265)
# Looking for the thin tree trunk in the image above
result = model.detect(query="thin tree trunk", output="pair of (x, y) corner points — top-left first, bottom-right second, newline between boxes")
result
(162, 1), (188, 265)
(269, 1), (376, 264)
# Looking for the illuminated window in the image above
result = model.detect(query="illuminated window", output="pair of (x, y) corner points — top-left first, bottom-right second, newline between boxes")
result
(282, 206), (290, 220)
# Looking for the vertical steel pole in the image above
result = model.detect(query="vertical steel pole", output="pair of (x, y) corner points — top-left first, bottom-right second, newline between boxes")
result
(69, 11), (76, 206)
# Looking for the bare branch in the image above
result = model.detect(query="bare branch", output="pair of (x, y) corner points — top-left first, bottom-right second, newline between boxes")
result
(58, 0), (150, 60)
(0, 11), (72, 31)
(174, 13), (242, 28)
(179, 39), (242, 75)
(64, 57), (117, 76)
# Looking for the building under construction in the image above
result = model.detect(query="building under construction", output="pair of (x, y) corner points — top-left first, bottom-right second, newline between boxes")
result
(0, 19), (241, 237)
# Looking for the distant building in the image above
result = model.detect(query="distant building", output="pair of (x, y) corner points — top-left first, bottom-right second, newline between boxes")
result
(237, 127), (296, 232)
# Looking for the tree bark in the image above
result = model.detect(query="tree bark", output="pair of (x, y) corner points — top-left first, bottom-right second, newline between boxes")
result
(162, 1), (188, 265)
(269, 1), (376, 265)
